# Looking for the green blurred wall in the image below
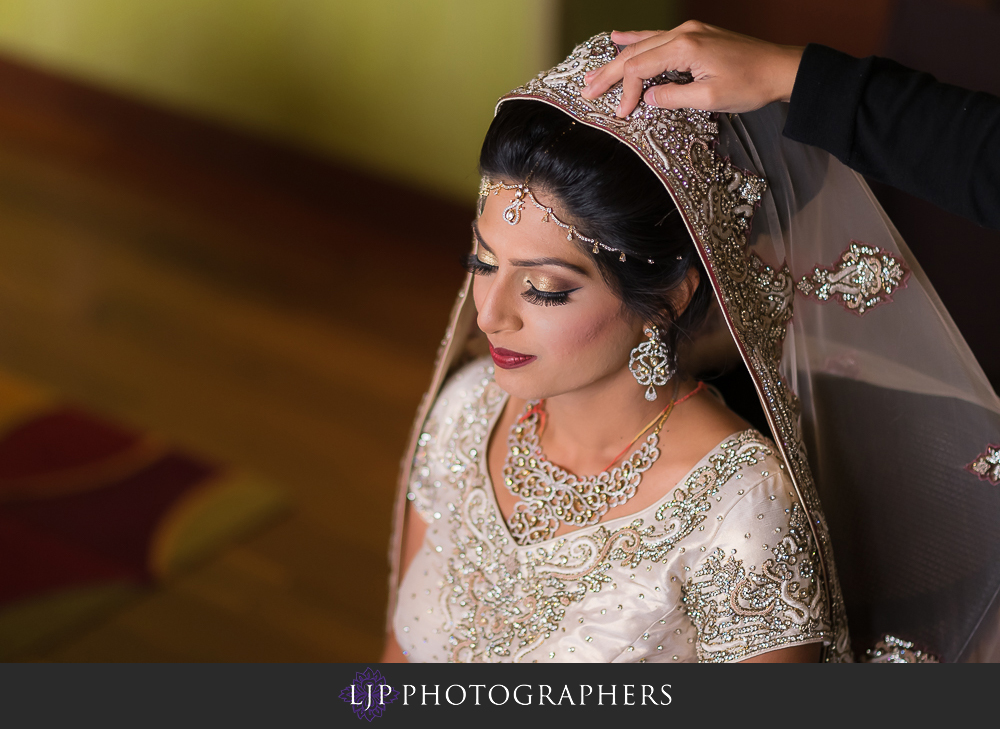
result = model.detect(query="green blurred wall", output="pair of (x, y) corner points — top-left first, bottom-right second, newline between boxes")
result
(558, 0), (679, 59)
(0, 0), (558, 200)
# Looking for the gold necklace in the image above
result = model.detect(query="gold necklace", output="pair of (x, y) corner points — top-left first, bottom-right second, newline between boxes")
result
(502, 397), (676, 546)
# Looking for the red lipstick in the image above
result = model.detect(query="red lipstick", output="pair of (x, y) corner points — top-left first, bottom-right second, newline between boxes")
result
(489, 342), (537, 370)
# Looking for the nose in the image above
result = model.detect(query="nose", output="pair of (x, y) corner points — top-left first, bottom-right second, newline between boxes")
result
(474, 272), (522, 336)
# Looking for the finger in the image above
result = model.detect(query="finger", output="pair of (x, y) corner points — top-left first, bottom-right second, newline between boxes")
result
(617, 63), (645, 117)
(585, 30), (658, 87)
(644, 82), (715, 111)
(622, 41), (699, 81)
(583, 32), (672, 98)
(581, 52), (627, 98)
(616, 39), (701, 116)
(609, 29), (658, 44)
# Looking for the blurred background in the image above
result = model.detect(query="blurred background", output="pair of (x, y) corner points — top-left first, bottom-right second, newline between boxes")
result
(0, 0), (996, 661)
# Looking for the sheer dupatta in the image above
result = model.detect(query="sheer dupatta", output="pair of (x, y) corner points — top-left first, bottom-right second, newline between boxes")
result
(388, 34), (1000, 662)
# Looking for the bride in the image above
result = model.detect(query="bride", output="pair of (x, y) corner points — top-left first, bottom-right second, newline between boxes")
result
(382, 32), (1000, 663)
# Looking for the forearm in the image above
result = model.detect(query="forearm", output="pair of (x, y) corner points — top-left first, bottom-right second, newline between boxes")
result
(785, 44), (1000, 229)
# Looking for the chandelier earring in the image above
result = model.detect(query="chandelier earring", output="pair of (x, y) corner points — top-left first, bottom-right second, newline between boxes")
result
(628, 326), (675, 401)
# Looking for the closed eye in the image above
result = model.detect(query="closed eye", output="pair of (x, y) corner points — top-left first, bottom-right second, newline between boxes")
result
(521, 282), (579, 307)
(462, 252), (497, 276)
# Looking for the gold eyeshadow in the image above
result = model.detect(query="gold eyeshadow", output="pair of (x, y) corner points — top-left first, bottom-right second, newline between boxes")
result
(524, 274), (565, 293)
(477, 246), (499, 267)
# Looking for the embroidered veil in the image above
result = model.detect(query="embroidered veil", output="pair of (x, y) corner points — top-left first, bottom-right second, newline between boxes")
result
(387, 33), (1000, 662)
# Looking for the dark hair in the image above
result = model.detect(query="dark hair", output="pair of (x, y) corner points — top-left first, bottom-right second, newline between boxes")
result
(479, 100), (711, 372)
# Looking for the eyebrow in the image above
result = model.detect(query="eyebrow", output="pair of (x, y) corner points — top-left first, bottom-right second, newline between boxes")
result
(471, 222), (591, 277)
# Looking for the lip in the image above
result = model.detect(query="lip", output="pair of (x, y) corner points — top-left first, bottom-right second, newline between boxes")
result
(489, 342), (537, 370)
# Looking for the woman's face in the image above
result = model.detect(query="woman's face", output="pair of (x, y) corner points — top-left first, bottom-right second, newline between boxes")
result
(471, 185), (645, 401)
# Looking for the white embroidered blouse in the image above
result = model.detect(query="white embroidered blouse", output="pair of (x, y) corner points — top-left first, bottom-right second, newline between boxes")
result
(393, 358), (832, 663)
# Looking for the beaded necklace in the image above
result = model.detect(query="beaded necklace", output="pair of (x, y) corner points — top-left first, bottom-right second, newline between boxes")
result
(502, 382), (707, 545)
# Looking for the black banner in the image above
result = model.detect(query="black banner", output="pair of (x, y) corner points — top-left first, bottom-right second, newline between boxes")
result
(0, 662), (990, 727)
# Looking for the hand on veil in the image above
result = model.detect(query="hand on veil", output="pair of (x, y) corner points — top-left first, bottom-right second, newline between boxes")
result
(581, 22), (804, 117)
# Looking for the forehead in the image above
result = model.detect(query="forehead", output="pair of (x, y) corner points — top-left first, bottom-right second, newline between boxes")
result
(477, 186), (594, 266)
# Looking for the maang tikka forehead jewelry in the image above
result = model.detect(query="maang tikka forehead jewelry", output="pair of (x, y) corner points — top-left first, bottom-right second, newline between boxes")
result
(479, 119), (661, 263)
(478, 121), (656, 263)
(478, 177), (656, 265)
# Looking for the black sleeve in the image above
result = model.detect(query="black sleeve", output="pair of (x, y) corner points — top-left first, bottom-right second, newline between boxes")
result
(783, 43), (1000, 230)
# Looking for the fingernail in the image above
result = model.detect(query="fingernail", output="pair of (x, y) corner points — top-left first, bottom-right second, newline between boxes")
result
(643, 90), (656, 106)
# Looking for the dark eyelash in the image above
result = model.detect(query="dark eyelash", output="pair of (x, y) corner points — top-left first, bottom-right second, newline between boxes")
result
(521, 284), (574, 307)
(462, 253), (496, 276)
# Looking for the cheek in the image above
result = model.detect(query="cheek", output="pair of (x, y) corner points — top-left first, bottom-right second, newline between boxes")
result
(537, 303), (633, 367)
(471, 274), (495, 317)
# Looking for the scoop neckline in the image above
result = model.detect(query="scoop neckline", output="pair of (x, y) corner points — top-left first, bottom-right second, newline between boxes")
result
(478, 388), (763, 551)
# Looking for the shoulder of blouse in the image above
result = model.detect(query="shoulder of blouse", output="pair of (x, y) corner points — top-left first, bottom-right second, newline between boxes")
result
(426, 355), (496, 427)
(406, 357), (497, 522)
(680, 438), (831, 663)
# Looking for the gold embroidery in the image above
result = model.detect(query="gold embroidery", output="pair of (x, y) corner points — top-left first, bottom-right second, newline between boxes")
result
(681, 504), (827, 662)
(545, 432), (777, 584)
(967, 444), (1000, 485)
(414, 373), (823, 662)
(797, 240), (910, 315)
(436, 370), (590, 662)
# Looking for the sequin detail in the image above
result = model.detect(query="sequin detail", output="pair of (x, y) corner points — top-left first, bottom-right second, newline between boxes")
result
(967, 444), (1000, 485)
(681, 504), (827, 662)
(400, 364), (832, 663)
(863, 635), (939, 663)
(796, 240), (910, 316)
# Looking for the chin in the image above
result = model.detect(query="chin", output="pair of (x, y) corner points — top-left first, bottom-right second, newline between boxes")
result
(492, 366), (551, 401)
(492, 368), (535, 400)
(493, 364), (581, 402)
